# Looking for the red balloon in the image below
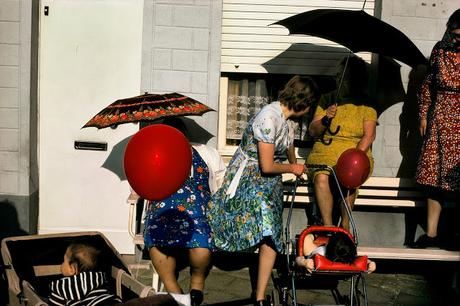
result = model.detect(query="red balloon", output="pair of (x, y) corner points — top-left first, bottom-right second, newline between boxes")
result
(124, 124), (192, 201)
(335, 148), (370, 189)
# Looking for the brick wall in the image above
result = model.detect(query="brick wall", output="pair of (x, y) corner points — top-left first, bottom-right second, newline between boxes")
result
(0, 0), (37, 234)
(141, 0), (222, 146)
(0, 0), (21, 194)
(372, 0), (458, 177)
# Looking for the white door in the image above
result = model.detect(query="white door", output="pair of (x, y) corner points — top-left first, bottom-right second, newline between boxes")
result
(38, 0), (143, 254)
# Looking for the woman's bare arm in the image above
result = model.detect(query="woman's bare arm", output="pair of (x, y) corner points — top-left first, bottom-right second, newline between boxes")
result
(258, 142), (304, 176)
(287, 145), (297, 164)
(356, 120), (377, 152)
(309, 105), (337, 137)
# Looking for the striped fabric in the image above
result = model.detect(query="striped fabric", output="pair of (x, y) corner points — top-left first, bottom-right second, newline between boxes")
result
(49, 271), (122, 306)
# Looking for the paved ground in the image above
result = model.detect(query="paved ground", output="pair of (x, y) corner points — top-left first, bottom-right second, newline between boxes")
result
(126, 254), (460, 306)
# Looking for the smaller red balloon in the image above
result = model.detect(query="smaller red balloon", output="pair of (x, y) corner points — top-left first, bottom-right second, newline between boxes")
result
(335, 148), (370, 189)
(124, 124), (192, 201)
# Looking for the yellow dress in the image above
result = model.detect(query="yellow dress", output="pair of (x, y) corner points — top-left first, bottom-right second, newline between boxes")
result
(306, 91), (377, 178)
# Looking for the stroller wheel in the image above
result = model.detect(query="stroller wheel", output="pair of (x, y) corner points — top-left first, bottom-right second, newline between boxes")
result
(271, 287), (295, 306)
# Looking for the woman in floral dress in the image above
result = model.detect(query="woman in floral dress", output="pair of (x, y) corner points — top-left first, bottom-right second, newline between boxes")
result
(413, 9), (460, 248)
(208, 75), (319, 305)
(142, 118), (225, 305)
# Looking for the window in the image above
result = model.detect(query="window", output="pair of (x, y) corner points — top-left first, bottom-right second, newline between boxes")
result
(218, 73), (338, 156)
(218, 0), (375, 155)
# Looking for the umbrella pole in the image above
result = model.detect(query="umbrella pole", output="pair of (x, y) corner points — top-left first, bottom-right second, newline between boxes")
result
(319, 52), (351, 145)
(334, 52), (350, 104)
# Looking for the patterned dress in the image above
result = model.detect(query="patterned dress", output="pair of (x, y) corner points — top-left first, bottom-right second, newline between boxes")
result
(415, 42), (460, 192)
(144, 148), (214, 249)
(208, 102), (295, 252)
(307, 91), (377, 177)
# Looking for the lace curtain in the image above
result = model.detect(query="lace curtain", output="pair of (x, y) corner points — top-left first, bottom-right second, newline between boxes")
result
(226, 78), (271, 139)
(226, 76), (311, 142)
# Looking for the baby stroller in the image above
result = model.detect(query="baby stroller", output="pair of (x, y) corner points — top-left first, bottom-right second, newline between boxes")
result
(1, 231), (157, 306)
(273, 164), (369, 306)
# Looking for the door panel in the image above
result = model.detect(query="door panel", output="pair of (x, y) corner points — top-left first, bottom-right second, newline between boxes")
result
(38, 0), (143, 254)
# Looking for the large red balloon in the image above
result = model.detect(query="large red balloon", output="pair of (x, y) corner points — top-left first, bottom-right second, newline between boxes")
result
(124, 124), (192, 201)
(336, 148), (370, 189)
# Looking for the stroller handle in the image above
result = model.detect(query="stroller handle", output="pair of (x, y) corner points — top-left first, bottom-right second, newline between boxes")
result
(294, 163), (359, 245)
(304, 163), (329, 170)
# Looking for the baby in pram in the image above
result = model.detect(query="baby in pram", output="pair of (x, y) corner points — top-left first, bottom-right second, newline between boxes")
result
(49, 243), (180, 306)
(48, 242), (123, 305)
(295, 228), (376, 274)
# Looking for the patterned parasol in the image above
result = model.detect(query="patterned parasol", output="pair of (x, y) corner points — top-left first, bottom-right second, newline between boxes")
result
(82, 92), (214, 129)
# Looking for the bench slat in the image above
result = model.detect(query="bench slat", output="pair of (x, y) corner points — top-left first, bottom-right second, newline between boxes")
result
(282, 175), (455, 208)
(283, 196), (423, 207)
(283, 175), (419, 188)
(284, 188), (424, 198)
(358, 247), (460, 261)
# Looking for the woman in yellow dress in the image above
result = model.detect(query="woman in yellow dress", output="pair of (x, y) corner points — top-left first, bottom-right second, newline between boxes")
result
(307, 55), (377, 230)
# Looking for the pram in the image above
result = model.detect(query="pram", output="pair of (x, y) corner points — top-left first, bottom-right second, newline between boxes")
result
(1, 231), (157, 306)
(272, 165), (369, 306)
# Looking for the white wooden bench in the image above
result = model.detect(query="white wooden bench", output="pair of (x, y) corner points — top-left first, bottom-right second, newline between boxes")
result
(282, 175), (457, 208)
(127, 175), (459, 265)
(282, 174), (460, 261)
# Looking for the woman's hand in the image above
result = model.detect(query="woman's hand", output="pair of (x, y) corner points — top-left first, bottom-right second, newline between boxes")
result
(291, 163), (305, 176)
(419, 118), (427, 137)
(309, 104), (337, 137)
(326, 104), (337, 119)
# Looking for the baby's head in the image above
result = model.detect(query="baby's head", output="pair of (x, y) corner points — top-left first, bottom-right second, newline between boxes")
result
(61, 243), (101, 276)
(325, 232), (357, 264)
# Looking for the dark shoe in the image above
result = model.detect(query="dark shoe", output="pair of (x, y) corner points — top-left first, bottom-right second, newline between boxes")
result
(254, 299), (271, 306)
(412, 234), (439, 249)
(190, 289), (203, 306)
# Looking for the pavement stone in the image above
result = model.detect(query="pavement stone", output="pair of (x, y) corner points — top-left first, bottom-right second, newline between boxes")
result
(124, 255), (460, 306)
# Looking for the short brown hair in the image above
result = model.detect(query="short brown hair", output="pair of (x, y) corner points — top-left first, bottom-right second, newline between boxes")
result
(278, 75), (318, 112)
(325, 232), (357, 264)
(67, 243), (101, 273)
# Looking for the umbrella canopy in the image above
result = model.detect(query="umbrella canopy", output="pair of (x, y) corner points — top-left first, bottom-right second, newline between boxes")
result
(82, 92), (214, 129)
(274, 9), (427, 68)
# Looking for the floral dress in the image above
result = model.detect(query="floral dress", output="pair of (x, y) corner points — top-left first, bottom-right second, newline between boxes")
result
(415, 42), (460, 192)
(208, 102), (295, 252)
(144, 148), (214, 249)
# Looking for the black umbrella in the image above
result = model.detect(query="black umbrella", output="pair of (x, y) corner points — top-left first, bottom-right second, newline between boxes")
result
(274, 9), (427, 68)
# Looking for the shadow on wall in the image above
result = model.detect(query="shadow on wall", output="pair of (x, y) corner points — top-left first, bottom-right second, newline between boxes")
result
(262, 44), (409, 160)
(0, 200), (28, 306)
(262, 43), (346, 158)
(0, 200), (28, 241)
(397, 64), (427, 178)
(399, 64), (429, 246)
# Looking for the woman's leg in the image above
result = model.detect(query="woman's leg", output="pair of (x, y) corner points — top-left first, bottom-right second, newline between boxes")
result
(149, 247), (182, 293)
(412, 189), (443, 248)
(255, 243), (277, 302)
(188, 248), (212, 291)
(426, 197), (442, 237)
(314, 173), (334, 226)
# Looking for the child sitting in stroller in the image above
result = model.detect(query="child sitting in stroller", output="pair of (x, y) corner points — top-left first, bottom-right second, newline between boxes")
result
(48, 242), (122, 306)
(295, 230), (376, 274)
